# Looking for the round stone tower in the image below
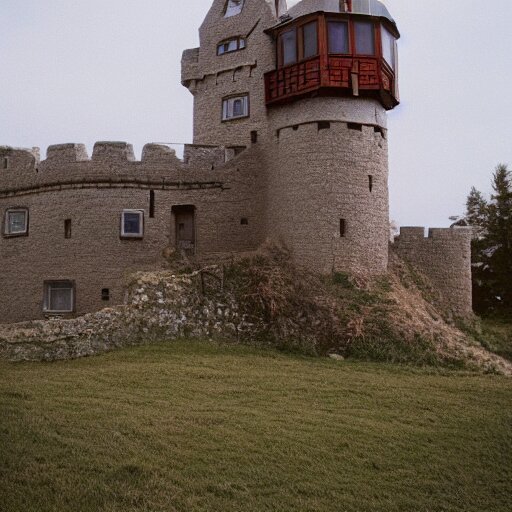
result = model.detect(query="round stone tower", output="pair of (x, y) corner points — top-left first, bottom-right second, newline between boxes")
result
(182, 0), (400, 274)
(264, 0), (400, 274)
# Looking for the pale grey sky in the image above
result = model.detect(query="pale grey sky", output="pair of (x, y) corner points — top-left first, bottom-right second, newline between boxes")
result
(1, 0), (511, 228)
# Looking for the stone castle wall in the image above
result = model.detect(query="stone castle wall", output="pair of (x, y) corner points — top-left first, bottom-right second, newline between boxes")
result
(393, 227), (473, 319)
(0, 0), (475, 324)
(0, 142), (265, 323)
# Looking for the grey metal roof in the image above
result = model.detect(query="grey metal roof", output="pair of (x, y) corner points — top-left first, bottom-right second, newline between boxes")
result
(287, 0), (396, 28)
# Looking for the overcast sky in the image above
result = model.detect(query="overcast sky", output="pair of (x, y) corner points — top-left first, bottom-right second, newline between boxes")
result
(1, 0), (511, 228)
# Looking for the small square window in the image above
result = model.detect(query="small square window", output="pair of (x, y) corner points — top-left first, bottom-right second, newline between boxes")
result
(44, 281), (74, 313)
(4, 208), (28, 236)
(222, 95), (249, 121)
(121, 210), (144, 238)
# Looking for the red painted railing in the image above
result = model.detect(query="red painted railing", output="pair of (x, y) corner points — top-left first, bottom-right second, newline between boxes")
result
(264, 55), (397, 109)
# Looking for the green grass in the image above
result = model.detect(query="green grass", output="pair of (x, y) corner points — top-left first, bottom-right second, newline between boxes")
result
(1, 341), (511, 512)
(480, 316), (512, 361)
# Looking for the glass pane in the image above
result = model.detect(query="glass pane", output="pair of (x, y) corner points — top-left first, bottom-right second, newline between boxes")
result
(227, 39), (238, 52)
(233, 99), (243, 116)
(217, 44), (225, 55)
(225, 0), (244, 17)
(328, 21), (349, 53)
(49, 285), (72, 311)
(239, 38), (245, 49)
(303, 22), (318, 59)
(355, 21), (375, 55)
(8, 211), (26, 233)
(328, 21), (349, 54)
(381, 25), (395, 68)
(124, 212), (141, 234)
(281, 29), (297, 66)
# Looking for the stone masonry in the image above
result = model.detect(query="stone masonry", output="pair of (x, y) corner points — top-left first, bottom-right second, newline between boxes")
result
(0, 0), (473, 323)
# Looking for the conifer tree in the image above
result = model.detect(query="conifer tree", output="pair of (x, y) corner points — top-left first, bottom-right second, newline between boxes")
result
(485, 164), (512, 310)
(464, 187), (489, 311)
(464, 164), (512, 313)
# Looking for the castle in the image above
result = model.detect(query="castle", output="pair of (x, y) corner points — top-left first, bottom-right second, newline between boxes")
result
(0, 0), (472, 324)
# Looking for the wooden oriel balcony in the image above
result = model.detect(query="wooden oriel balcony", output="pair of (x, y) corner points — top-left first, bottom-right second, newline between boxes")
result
(264, 54), (398, 110)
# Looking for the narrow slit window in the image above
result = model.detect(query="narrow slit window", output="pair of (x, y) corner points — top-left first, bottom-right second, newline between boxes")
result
(354, 21), (375, 55)
(241, 218), (248, 225)
(340, 219), (346, 238)
(149, 190), (155, 218)
(64, 219), (72, 239)
(251, 130), (258, 143)
(328, 21), (349, 54)
(369, 175), (373, 192)
(2, 157), (9, 169)
(101, 288), (110, 301)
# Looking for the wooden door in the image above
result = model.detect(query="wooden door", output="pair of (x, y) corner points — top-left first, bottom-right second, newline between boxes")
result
(173, 206), (195, 254)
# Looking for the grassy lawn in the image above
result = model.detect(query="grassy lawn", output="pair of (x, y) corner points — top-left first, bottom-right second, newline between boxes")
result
(1, 341), (511, 512)
(480, 316), (512, 362)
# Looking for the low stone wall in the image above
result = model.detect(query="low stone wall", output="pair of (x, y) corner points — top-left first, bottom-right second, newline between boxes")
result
(0, 269), (256, 362)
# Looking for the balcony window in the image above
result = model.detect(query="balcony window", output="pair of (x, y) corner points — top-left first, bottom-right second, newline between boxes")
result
(381, 25), (395, 69)
(4, 208), (28, 236)
(217, 37), (246, 55)
(302, 22), (318, 59)
(328, 21), (349, 54)
(43, 281), (74, 313)
(280, 29), (297, 66)
(121, 210), (144, 238)
(224, 0), (244, 18)
(354, 21), (375, 55)
(222, 95), (249, 120)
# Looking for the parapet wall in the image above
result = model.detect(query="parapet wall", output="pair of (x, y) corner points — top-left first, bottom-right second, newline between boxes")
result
(0, 141), (251, 195)
(393, 227), (473, 319)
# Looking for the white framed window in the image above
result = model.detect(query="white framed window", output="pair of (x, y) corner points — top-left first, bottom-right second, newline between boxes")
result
(4, 208), (28, 236)
(222, 95), (249, 121)
(44, 281), (75, 313)
(217, 37), (246, 55)
(224, 0), (244, 18)
(121, 210), (144, 238)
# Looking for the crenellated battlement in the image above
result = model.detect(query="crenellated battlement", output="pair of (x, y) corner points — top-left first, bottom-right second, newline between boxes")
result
(396, 226), (473, 243)
(0, 141), (253, 196)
